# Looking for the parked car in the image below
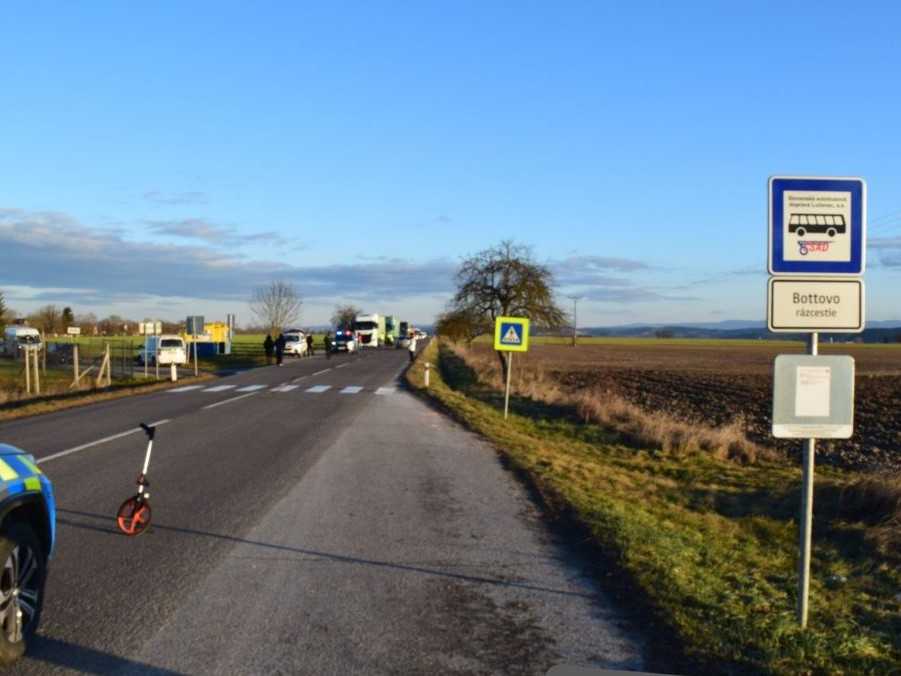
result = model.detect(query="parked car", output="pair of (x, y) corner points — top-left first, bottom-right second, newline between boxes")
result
(0, 444), (55, 666)
(283, 331), (307, 357)
(136, 335), (188, 366)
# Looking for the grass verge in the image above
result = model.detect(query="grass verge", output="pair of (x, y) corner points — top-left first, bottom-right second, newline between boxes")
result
(406, 339), (900, 674)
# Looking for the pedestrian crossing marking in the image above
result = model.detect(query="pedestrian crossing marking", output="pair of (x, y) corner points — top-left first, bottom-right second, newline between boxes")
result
(340, 386), (363, 394)
(204, 385), (237, 392)
(375, 387), (396, 395)
(169, 385), (204, 393)
(501, 325), (522, 344)
(236, 385), (267, 392)
(271, 384), (299, 392)
(306, 385), (331, 393)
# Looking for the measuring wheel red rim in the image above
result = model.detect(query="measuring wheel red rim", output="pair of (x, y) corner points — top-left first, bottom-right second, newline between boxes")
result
(116, 496), (152, 536)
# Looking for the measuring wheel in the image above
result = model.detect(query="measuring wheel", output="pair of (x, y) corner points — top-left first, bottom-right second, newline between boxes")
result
(116, 496), (152, 536)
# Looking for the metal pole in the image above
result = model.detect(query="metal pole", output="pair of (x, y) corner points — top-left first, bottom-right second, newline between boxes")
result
(144, 334), (148, 378)
(504, 352), (513, 419)
(24, 347), (31, 394)
(798, 331), (818, 628)
(33, 346), (41, 394)
(193, 336), (198, 377)
(572, 298), (577, 347)
(73, 343), (80, 385)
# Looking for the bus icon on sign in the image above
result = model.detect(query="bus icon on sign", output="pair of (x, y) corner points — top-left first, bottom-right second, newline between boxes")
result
(788, 213), (847, 238)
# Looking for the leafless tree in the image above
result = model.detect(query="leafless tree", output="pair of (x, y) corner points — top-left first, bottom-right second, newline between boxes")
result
(331, 304), (362, 330)
(451, 240), (565, 377)
(250, 281), (303, 336)
(30, 305), (62, 335)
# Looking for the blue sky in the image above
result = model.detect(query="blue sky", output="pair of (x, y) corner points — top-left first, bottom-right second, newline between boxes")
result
(2, 1), (900, 327)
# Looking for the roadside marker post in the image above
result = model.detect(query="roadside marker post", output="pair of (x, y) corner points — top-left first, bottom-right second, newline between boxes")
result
(493, 316), (530, 420)
(767, 176), (865, 629)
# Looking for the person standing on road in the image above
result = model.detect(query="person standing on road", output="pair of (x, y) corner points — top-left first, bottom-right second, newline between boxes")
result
(275, 333), (286, 366)
(263, 334), (274, 365)
(306, 333), (314, 357)
(408, 334), (418, 363)
(324, 333), (332, 360)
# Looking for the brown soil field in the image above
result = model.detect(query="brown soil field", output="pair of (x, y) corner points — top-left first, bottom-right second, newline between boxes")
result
(477, 341), (901, 471)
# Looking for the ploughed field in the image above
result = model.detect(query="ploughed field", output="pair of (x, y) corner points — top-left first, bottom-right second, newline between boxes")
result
(507, 340), (901, 472)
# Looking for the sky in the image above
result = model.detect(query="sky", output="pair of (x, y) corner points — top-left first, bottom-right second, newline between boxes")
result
(2, 1), (901, 328)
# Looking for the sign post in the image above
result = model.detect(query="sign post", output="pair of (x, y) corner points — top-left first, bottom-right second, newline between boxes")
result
(768, 176), (865, 629)
(493, 316), (530, 420)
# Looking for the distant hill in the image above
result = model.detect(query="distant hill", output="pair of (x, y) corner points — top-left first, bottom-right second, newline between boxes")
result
(573, 319), (901, 344)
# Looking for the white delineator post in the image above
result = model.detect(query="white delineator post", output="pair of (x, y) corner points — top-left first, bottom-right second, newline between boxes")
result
(170, 363), (178, 382)
(798, 331), (818, 628)
(24, 347), (31, 394)
(504, 352), (513, 420)
(424, 362), (430, 388)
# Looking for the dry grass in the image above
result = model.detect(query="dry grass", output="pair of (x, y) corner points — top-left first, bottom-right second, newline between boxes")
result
(452, 343), (774, 465)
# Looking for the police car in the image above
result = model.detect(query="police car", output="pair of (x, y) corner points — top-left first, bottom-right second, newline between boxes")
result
(0, 444), (55, 665)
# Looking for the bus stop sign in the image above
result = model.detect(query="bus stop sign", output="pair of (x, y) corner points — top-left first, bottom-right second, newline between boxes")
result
(768, 176), (866, 276)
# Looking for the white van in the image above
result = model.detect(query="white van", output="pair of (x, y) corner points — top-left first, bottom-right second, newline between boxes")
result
(137, 335), (187, 366)
(2, 327), (42, 357)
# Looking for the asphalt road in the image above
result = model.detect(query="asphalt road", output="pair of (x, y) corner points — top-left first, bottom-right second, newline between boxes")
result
(1, 347), (646, 675)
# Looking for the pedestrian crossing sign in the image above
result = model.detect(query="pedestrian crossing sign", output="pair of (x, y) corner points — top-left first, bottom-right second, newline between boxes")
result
(494, 316), (530, 352)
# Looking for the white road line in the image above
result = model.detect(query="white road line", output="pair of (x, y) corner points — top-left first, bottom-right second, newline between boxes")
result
(291, 375), (309, 383)
(312, 369), (331, 376)
(235, 384), (267, 392)
(203, 384), (237, 392)
(375, 387), (396, 395)
(335, 363), (348, 369)
(168, 385), (204, 393)
(203, 392), (259, 410)
(38, 419), (172, 465)
(340, 386), (364, 394)
(305, 385), (331, 394)
(271, 385), (299, 392)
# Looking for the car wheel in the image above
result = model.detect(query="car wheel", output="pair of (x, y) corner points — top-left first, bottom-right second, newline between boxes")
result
(0, 523), (47, 666)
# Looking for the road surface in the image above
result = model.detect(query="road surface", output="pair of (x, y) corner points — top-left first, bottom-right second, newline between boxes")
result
(1, 348), (646, 675)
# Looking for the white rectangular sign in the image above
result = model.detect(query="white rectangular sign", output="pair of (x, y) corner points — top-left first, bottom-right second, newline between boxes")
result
(795, 366), (831, 417)
(772, 355), (855, 439)
(768, 277), (864, 333)
(66, 326), (81, 335)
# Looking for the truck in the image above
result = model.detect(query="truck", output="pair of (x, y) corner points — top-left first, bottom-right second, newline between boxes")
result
(384, 316), (399, 346)
(2, 327), (42, 357)
(397, 321), (410, 349)
(353, 313), (386, 348)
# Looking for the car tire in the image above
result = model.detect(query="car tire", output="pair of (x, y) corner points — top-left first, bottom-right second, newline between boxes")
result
(0, 523), (47, 666)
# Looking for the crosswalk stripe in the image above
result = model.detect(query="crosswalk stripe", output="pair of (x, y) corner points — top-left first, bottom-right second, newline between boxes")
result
(169, 385), (204, 393)
(340, 386), (363, 394)
(236, 385), (267, 392)
(271, 384), (299, 392)
(305, 385), (331, 393)
(203, 385), (237, 392)
(375, 387), (396, 395)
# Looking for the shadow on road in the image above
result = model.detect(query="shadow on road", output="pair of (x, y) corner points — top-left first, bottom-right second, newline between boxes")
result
(56, 508), (591, 600)
(24, 636), (184, 675)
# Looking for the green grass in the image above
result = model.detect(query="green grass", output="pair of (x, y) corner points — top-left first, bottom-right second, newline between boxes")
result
(407, 340), (901, 674)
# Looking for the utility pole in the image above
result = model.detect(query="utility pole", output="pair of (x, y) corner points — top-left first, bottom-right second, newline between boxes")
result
(566, 295), (582, 347)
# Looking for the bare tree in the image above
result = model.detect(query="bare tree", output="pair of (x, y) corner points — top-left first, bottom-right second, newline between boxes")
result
(75, 313), (98, 335)
(250, 281), (303, 336)
(0, 291), (6, 331)
(31, 305), (62, 335)
(331, 304), (362, 330)
(435, 307), (482, 346)
(451, 240), (565, 377)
